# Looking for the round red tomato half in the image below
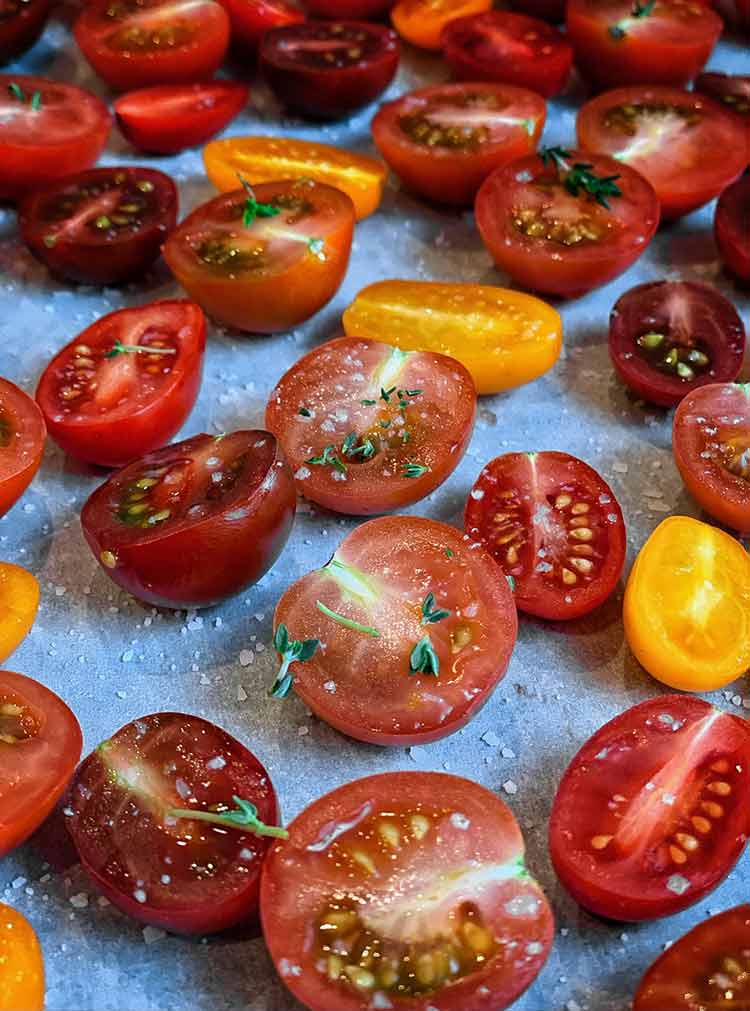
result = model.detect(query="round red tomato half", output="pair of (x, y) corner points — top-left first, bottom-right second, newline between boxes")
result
(1, 670), (82, 858)
(271, 516), (517, 745)
(0, 0), (51, 63)
(260, 20), (399, 120)
(0, 76), (111, 203)
(608, 281), (745, 407)
(550, 696), (750, 922)
(66, 713), (284, 934)
(696, 72), (750, 152)
(464, 451), (626, 621)
(220, 0), (303, 51)
(19, 167), (178, 286)
(36, 301), (205, 469)
(715, 176), (750, 284)
(633, 905), (750, 1010)
(266, 337), (477, 515)
(442, 12), (573, 99)
(576, 86), (749, 220)
(0, 378), (45, 520)
(81, 430), (296, 608)
(114, 82), (248, 155)
(372, 82), (546, 206)
(74, 0), (230, 91)
(304, 0), (393, 15)
(261, 772), (553, 1011)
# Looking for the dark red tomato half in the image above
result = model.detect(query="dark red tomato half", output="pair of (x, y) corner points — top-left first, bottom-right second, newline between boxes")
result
(304, 0), (394, 16)
(74, 0), (230, 91)
(695, 73), (750, 152)
(475, 149), (659, 298)
(465, 451), (625, 621)
(81, 430), (295, 608)
(550, 696), (750, 921)
(0, 76), (111, 203)
(442, 12), (573, 99)
(19, 167), (178, 286)
(608, 281), (745, 407)
(261, 772), (553, 1011)
(260, 20), (399, 120)
(114, 82), (249, 155)
(0, 378), (45, 519)
(36, 301), (205, 469)
(0, 0), (51, 64)
(715, 176), (750, 284)
(67, 713), (283, 934)
(220, 0), (304, 52)
(633, 905), (750, 1010)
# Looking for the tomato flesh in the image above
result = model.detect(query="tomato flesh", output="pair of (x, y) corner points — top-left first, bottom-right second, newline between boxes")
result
(0, 563), (39, 665)
(715, 176), (750, 284)
(695, 72), (750, 152)
(0, 904), (44, 1011)
(0, 378), (45, 520)
(0, 0), (50, 63)
(220, 0), (303, 51)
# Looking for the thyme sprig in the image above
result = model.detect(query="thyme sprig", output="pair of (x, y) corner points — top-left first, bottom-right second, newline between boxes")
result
(269, 623), (320, 699)
(166, 796), (288, 838)
(540, 146), (622, 208)
(238, 174), (281, 228)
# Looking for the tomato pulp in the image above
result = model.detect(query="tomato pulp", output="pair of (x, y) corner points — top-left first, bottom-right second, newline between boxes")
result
(715, 176), (750, 284)
(0, 0), (50, 64)
(0, 905), (44, 1011)
(0, 563), (39, 664)
(0, 378), (45, 519)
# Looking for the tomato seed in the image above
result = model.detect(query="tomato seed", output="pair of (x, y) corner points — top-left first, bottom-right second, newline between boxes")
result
(570, 527), (593, 541)
(702, 800), (724, 818)
(669, 845), (688, 864)
(708, 781), (732, 796)
(692, 815), (712, 834)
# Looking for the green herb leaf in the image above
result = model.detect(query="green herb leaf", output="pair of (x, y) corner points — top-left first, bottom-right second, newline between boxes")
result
(342, 432), (376, 460)
(307, 445), (347, 475)
(404, 389), (422, 397)
(540, 145), (622, 208)
(299, 406), (312, 417)
(403, 463), (429, 478)
(409, 635), (440, 676)
(30, 91), (41, 111)
(104, 340), (178, 359)
(361, 398), (376, 406)
(7, 82), (24, 103)
(238, 174), (281, 228)
(421, 592), (451, 625)
(445, 548), (454, 559)
(269, 623), (321, 699)
(609, 1), (656, 40)
(166, 795), (289, 839)
(380, 386), (396, 404)
(506, 574), (516, 593)
(308, 237), (325, 257)
(316, 600), (380, 637)
(540, 145), (571, 171)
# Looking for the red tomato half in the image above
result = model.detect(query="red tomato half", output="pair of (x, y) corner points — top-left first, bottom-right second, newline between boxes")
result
(576, 86), (749, 220)
(304, 0), (393, 15)
(271, 516), (517, 745)
(0, 76), (111, 202)
(114, 82), (249, 155)
(696, 72), (750, 153)
(36, 301), (205, 469)
(442, 12), (573, 99)
(261, 772), (553, 1011)
(67, 713), (283, 934)
(220, 0), (303, 51)
(0, 379), (45, 519)
(74, 0), (230, 91)
(550, 696), (750, 921)
(715, 176), (750, 284)
(81, 430), (295, 607)
(608, 281), (745, 407)
(0, 0), (51, 63)
(372, 82), (546, 206)
(19, 167), (178, 286)
(1, 670), (82, 858)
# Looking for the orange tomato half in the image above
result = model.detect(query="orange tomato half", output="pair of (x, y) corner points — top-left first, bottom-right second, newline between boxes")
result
(391, 0), (493, 50)
(0, 904), (44, 1011)
(0, 563), (39, 663)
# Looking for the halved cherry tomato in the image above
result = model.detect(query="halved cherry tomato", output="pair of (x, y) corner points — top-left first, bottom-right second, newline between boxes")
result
(608, 281), (745, 407)
(465, 451), (625, 621)
(271, 518), (517, 744)
(36, 301), (205, 468)
(266, 337), (476, 515)
(74, 0), (230, 91)
(371, 81), (546, 206)
(576, 86), (748, 220)
(475, 148), (659, 297)
(0, 671), (82, 858)
(0, 0), (50, 64)
(391, 0), (492, 50)
(66, 713), (284, 934)
(633, 906), (750, 1010)
(0, 76), (111, 203)
(0, 378), (45, 519)
(624, 516), (750, 691)
(442, 12), (573, 99)
(696, 73), (750, 144)
(549, 696), (750, 922)
(19, 167), (178, 286)
(0, 905), (44, 1011)
(114, 82), (248, 155)
(304, 0), (393, 16)
(715, 176), (750, 283)
(0, 563), (39, 664)
(260, 20), (399, 120)
(203, 135), (387, 220)
(220, 0), (303, 51)
(261, 771), (553, 1009)
(163, 179), (354, 334)
(342, 280), (562, 394)
(81, 430), (295, 607)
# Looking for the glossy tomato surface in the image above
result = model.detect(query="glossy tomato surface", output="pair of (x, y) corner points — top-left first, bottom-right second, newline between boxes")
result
(304, 0), (393, 15)
(220, 0), (303, 51)
(608, 281), (745, 407)
(551, 697), (750, 922)
(391, 0), (492, 50)
(266, 337), (476, 514)
(0, 563), (39, 664)
(74, 0), (230, 91)
(36, 301), (205, 468)
(81, 430), (295, 607)
(0, 904), (44, 1011)
(272, 517), (517, 745)
(465, 451), (625, 620)
(695, 71), (750, 150)
(163, 179), (354, 333)
(576, 86), (749, 220)
(20, 167), (178, 286)
(715, 176), (750, 283)
(0, 378), (45, 519)
(0, 671), (82, 858)
(0, 75), (111, 202)
(67, 713), (282, 933)
(261, 772), (553, 1010)
(0, 0), (50, 64)
(442, 12), (573, 98)
(372, 82), (545, 206)
(260, 20), (399, 119)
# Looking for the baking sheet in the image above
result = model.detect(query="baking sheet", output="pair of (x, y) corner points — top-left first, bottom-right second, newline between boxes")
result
(2, 9), (750, 1010)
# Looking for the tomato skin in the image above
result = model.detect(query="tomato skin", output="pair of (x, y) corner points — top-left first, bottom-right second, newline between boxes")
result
(0, 563), (39, 664)
(0, 904), (44, 1011)
(304, 0), (393, 15)
(219, 0), (304, 51)
(0, 0), (51, 64)
(0, 378), (45, 520)
(391, 0), (493, 50)
(715, 176), (750, 283)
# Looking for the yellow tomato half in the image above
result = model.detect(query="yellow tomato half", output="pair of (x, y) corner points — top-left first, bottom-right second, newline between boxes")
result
(0, 904), (44, 1011)
(391, 0), (492, 50)
(0, 563), (39, 663)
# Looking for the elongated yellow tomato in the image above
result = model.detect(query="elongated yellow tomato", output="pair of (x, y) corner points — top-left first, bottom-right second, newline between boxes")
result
(0, 904), (44, 1011)
(0, 563), (39, 663)
(624, 516), (750, 692)
(342, 280), (562, 395)
(203, 136), (387, 220)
